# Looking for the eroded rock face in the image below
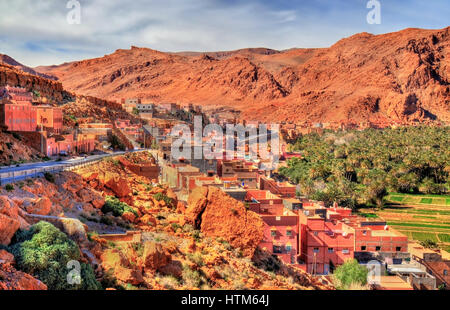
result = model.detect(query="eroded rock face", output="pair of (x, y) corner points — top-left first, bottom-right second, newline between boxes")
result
(100, 249), (144, 286)
(0, 263), (48, 290)
(142, 241), (172, 270)
(0, 196), (21, 246)
(26, 197), (52, 216)
(186, 187), (264, 258)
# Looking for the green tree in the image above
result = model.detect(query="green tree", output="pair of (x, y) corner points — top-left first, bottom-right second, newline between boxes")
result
(8, 221), (101, 290)
(333, 259), (368, 290)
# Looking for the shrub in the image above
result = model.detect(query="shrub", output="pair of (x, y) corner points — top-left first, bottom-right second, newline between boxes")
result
(333, 259), (368, 290)
(153, 192), (174, 208)
(8, 221), (101, 290)
(102, 196), (136, 217)
(5, 184), (14, 192)
(182, 264), (203, 288)
(44, 172), (55, 183)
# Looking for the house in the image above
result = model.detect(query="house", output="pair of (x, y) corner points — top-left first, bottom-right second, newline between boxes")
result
(115, 119), (143, 140)
(36, 106), (63, 134)
(245, 190), (284, 215)
(259, 210), (299, 265)
(0, 86), (37, 132)
(298, 207), (355, 275)
(259, 176), (297, 198)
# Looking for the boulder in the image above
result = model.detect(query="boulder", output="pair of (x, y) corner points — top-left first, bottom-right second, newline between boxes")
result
(0, 250), (15, 264)
(100, 249), (143, 285)
(0, 196), (20, 245)
(142, 241), (171, 270)
(186, 186), (264, 258)
(0, 263), (47, 290)
(26, 197), (52, 216)
(105, 176), (131, 198)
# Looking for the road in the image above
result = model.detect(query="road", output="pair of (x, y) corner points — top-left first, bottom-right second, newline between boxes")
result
(0, 149), (148, 185)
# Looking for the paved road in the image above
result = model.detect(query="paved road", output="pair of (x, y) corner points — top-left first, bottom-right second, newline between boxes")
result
(0, 149), (149, 185)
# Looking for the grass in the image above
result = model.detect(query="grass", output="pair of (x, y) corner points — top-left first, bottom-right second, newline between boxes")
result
(389, 196), (404, 202)
(420, 198), (433, 204)
(411, 232), (438, 242)
(387, 222), (450, 230)
(446, 198), (450, 206)
(438, 234), (450, 243)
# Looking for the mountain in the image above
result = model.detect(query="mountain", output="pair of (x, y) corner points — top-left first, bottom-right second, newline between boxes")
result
(0, 54), (56, 80)
(36, 27), (450, 125)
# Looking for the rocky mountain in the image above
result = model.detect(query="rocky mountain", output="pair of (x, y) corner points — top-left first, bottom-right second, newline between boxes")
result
(0, 54), (56, 80)
(36, 27), (450, 125)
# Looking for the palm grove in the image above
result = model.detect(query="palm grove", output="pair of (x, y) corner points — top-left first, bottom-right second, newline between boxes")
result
(279, 126), (450, 210)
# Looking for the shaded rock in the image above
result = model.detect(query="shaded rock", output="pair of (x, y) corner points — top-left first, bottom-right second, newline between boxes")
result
(142, 241), (171, 270)
(186, 186), (264, 258)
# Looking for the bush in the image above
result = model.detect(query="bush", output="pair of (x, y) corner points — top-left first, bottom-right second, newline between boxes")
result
(333, 259), (368, 290)
(8, 221), (101, 290)
(153, 192), (174, 208)
(5, 184), (14, 192)
(102, 196), (136, 217)
(44, 172), (55, 183)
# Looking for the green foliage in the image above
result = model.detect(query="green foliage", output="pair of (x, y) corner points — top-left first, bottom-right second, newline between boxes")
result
(8, 221), (101, 290)
(153, 192), (174, 208)
(132, 107), (140, 116)
(44, 172), (55, 183)
(5, 184), (14, 192)
(333, 259), (368, 290)
(279, 127), (450, 209)
(108, 134), (125, 151)
(102, 196), (136, 217)
(419, 239), (439, 250)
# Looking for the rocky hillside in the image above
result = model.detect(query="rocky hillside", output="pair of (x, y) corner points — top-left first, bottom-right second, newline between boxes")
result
(36, 27), (450, 125)
(0, 152), (331, 290)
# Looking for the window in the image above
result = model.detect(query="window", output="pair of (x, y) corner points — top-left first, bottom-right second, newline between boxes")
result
(276, 216), (281, 221)
(361, 246), (367, 251)
(444, 270), (448, 276)
(314, 231), (318, 236)
(273, 246), (282, 254)
(375, 246), (381, 251)
(328, 248), (334, 253)
(286, 230), (292, 237)
(342, 249), (350, 254)
(362, 230), (367, 236)
(270, 230), (276, 237)
(286, 245), (292, 252)
(396, 247), (402, 252)
(313, 248), (319, 254)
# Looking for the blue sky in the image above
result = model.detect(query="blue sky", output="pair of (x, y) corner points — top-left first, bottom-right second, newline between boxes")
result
(0, 0), (449, 67)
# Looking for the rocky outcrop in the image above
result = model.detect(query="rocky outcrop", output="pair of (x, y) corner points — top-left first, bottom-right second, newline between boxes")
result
(142, 241), (172, 270)
(186, 186), (264, 258)
(0, 196), (21, 245)
(0, 263), (47, 290)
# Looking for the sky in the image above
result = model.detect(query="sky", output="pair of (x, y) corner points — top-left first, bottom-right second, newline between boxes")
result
(0, 0), (449, 67)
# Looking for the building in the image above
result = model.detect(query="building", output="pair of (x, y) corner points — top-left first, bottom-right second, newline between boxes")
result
(245, 190), (284, 215)
(218, 159), (258, 188)
(36, 106), (63, 134)
(137, 103), (154, 113)
(0, 86), (37, 132)
(115, 119), (143, 140)
(259, 211), (299, 265)
(298, 207), (355, 275)
(259, 176), (297, 198)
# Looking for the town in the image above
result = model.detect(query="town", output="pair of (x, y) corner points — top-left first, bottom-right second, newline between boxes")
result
(2, 85), (448, 290)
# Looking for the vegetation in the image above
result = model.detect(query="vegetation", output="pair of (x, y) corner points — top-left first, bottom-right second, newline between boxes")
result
(333, 259), (368, 290)
(153, 192), (174, 208)
(5, 184), (14, 192)
(44, 172), (55, 183)
(279, 127), (450, 210)
(8, 221), (101, 290)
(108, 134), (126, 151)
(102, 196), (137, 217)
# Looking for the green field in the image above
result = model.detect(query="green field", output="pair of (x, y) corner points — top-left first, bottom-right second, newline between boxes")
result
(438, 234), (450, 243)
(411, 232), (438, 242)
(386, 193), (450, 206)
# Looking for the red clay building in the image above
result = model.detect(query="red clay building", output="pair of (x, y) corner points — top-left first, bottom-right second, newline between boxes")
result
(259, 211), (299, 265)
(259, 176), (297, 198)
(0, 86), (37, 132)
(36, 106), (63, 134)
(245, 190), (285, 215)
(298, 207), (355, 275)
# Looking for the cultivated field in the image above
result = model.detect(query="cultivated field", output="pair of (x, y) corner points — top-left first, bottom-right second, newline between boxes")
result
(359, 193), (450, 252)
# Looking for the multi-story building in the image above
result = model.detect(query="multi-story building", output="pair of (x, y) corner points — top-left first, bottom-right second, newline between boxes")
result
(0, 86), (37, 132)
(36, 106), (63, 134)
(115, 119), (143, 140)
(259, 176), (297, 198)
